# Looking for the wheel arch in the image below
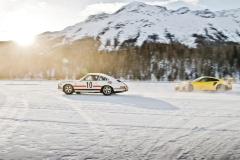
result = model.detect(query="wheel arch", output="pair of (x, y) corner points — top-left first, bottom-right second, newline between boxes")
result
(189, 83), (194, 87)
(185, 84), (194, 92)
(216, 84), (227, 92)
(63, 84), (75, 92)
(100, 85), (114, 93)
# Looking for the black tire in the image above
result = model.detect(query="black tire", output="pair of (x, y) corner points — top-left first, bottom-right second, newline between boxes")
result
(216, 84), (225, 92)
(184, 84), (194, 92)
(76, 92), (81, 94)
(63, 84), (74, 95)
(102, 86), (113, 96)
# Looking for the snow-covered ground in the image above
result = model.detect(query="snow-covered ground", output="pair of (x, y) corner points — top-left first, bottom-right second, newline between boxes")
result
(0, 81), (240, 159)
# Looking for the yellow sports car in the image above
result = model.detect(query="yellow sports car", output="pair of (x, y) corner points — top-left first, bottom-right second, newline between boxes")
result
(175, 76), (233, 92)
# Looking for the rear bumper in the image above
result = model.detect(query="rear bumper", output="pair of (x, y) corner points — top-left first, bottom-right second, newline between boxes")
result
(58, 85), (63, 91)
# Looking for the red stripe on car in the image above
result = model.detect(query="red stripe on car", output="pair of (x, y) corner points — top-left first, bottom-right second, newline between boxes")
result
(93, 85), (102, 88)
(74, 85), (86, 87)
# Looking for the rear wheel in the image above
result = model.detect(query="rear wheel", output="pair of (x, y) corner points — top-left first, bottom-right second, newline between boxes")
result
(63, 84), (74, 95)
(216, 84), (225, 92)
(184, 84), (194, 92)
(102, 86), (113, 96)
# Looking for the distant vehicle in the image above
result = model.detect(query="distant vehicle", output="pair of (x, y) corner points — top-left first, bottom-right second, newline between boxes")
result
(175, 76), (233, 92)
(58, 73), (128, 96)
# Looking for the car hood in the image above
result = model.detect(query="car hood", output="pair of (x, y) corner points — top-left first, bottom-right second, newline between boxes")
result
(59, 81), (75, 84)
(176, 81), (191, 86)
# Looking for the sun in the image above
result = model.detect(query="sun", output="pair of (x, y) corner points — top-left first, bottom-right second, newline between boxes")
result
(13, 35), (35, 46)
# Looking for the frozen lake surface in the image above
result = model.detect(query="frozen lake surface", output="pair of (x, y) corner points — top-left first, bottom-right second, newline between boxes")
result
(0, 80), (240, 159)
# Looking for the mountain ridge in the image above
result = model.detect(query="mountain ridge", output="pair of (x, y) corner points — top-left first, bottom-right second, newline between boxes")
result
(39, 1), (240, 50)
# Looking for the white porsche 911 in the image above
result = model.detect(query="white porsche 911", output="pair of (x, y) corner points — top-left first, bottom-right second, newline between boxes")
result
(58, 73), (128, 96)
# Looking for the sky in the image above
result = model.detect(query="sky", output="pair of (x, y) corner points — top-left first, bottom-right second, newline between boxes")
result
(0, 0), (240, 41)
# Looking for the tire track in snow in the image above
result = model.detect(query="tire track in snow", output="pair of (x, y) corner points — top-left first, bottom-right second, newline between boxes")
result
(0, 98), (29, 148)
(88, 109), (127, 159)
(0, 96), (17, 117)
(166, 111), (240, 158)
(136, 115), (196, 159)
(135, 111), (232, 159)
(155, 117), (240, 159)
(0, 93), (7, 108)
(55, 96), (128, 159)
(174, 120), (240, 159)
(173, 131), (238, 159)
(142, 96), (240, 159)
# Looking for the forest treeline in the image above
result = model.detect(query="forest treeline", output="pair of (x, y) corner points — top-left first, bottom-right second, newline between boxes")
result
(0, 37), (240, 81)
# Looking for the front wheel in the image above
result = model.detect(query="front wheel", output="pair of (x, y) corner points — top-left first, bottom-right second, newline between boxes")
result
(184, 84), (194, 92)
(102, 86), (113, 96)
(63, 84), (74, 95)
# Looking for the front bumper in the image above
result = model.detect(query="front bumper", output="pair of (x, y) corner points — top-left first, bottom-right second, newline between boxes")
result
(175, 86), (180, 91)
(114, 85), (128, 93)
(114, 88), (128, 92)
(125, 85), (128, 91)
(175, 84), (182, 91)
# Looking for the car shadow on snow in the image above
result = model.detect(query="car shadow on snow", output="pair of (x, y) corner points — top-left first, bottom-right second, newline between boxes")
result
(63, 94), (178, 111)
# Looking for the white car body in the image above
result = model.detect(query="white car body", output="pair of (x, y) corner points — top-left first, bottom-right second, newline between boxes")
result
(58, 73), (128, 95)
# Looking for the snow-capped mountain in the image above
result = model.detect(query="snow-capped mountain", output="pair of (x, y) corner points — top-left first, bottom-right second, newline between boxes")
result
(40, 1), (240, 50)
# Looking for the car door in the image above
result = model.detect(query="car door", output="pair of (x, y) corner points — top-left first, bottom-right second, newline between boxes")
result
(191, 78), (203, 90)
(75, 75), (99, 92)
(201, 78), (213, 90)
(208, 78), (219, 90)
(195, 78), (214, 90)
(96, 76), (109, 89)
(191, 78), (210, 90)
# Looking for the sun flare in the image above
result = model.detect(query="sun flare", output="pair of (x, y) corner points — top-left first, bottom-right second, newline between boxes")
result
(13, 35), (35, 46)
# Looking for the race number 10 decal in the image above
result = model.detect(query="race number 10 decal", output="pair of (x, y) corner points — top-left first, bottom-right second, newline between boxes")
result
(86, 82), (92, 88)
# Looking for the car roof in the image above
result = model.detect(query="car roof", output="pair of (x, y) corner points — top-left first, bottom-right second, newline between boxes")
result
(86, 73), (115, 79)
(87, 73), (107, 76)
(200, 76), (220, 79)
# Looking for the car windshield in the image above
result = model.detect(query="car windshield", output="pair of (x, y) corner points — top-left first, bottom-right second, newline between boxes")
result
(192, 77), (202, 82)
(79, 76), (86, 81)
(98, 76), (108, 81)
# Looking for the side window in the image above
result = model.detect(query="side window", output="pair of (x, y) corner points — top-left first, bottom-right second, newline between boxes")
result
(206, 78), (214, 82)
(83, 75), (99, 81)
(206, 78), (219, 82)
(206, 78), (213, 82)
(200, 78), (208, 82)
(98, 76), (108, 81)
(92, 75), (99, 81)
(83, 75), (91, 81)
